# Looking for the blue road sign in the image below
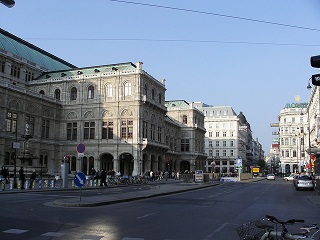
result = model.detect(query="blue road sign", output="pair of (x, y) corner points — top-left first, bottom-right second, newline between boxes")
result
(77, 143), (85, 153)
(74, 172), (86, 188)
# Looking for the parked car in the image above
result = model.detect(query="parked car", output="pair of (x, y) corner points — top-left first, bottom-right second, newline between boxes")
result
(293, 175), (299, 186)
(283, 173), (297, 181)
(267, 173), (275, 180)
(295, 175), (315, 191)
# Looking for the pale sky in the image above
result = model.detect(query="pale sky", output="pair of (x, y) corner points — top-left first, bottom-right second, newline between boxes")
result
(2, 0), (320, 152)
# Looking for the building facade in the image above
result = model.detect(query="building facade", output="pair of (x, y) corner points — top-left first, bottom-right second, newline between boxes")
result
(278, 101), (308, 174)
(193, 103), (263, 174)
(0, 28), (208, 178)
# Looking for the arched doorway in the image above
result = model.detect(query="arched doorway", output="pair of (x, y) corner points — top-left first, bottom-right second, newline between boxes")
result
(119, 153), (134, 176)
(100, 153), (113, 172)
(285, 164), (290, 174)
(180, 160), (190, 173)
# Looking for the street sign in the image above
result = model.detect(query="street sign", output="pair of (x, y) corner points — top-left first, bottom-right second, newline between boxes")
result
(77, 143), (85, 153)
(74, 172), (86, 188)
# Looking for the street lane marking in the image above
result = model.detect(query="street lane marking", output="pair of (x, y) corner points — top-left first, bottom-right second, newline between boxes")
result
(3, 229), (28, 234)
(137, 213), (155, 219)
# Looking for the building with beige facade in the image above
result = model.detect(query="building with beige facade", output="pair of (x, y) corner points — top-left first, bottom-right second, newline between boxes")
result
(0, 28), (206, 179)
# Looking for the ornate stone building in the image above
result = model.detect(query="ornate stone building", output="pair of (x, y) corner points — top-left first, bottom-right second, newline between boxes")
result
(0, 28), (206, 177)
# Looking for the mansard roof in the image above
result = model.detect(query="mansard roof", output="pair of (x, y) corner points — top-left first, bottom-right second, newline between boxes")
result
(0, 28), (76, 71)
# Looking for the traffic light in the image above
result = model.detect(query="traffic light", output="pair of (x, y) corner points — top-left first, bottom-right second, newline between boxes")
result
(312, 74), (320, 86)
(310, 55), (320, 68)
(0, 0), (15, 8)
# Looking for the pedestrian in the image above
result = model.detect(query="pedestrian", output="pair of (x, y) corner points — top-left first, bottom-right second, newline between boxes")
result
(100, 169), (107, 187)
(90, 168), (96, 180)
(29, 170), (37, 189)
(19, 167), (25, 189)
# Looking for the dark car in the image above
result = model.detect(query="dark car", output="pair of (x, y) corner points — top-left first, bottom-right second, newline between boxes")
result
(295, 175), (315, 191)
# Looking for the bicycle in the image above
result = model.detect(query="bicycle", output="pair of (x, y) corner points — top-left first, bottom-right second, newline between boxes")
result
(236, 215), (319, 240)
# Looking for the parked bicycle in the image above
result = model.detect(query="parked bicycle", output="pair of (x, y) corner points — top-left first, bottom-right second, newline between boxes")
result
(236, 215), (319, 240)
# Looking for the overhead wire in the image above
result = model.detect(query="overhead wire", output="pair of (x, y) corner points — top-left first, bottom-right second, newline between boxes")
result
(107, 0), (320, 32)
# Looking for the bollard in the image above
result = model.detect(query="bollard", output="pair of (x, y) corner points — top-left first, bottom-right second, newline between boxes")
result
(10, 181), (13, 190)
(51, 180), (54, 188)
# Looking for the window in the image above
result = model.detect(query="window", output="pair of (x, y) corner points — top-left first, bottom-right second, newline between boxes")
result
(88, 85), (94, 99)
(121, 120), (133, 139)
(230, 150), (234, 156)
(106, 84), (112, 97)
(54, 89), (61, 100)
(230, 140), (234, 147)
(292, 117), (295, 123)
(151, 89), (155, 100)
(158, 93), (162, 103)
(216, 132), (220, 137)
(25, 70), (34, 81)
(285, 150), (289, 157)
(124, 81), (132, 97)
(222, 150), (227, 156)
(209, 150), (213, 156)
(143, 121), (148, 138)
(215, 150), (220, 157)
(216, 141), (220, 147)
(41, 119), (50, 138)
(182, 115), (187, 124)
(151, 124), (155, 140)
(209, 132), (212, 137)
(71, 87), (77, 100)
(1, 60), (5, 73)
(158, 126), (162, 142)
(67, 122), (77, 140)
(10, 64), (20, 78)
(223, 141), (227, 147)
(209, 141), (212, 147)
(26, 116), (34, 135)
(230, 131), (234, 137)
(181, 139), (190, 152)
(39, 90), (45, 95)
(144, 84), (148, 96)
(6, 111), (17, 132)
(293, 138), (296, 145)
(293, 150), (297, 157)
(102, 121), (114, 139)
(84, 122), (95, 139)
(223, 132), (226, 137)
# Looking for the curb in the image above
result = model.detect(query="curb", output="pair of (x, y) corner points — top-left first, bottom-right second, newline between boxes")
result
(53, 183), (219, 207)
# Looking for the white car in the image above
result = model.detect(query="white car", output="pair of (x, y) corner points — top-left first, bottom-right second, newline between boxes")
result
(283, 173), (297, 181)
(267, 174), (275, 180)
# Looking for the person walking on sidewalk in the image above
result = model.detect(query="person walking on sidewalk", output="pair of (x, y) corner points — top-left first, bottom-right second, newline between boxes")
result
(19, 167), (25, 189)
(100, 169), (107, 187)
(29, 170), (37, 189)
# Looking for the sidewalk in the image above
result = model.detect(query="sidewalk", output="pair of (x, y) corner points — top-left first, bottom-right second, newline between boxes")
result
(53, 179), (219, 207)
(1, 177), (267, 208)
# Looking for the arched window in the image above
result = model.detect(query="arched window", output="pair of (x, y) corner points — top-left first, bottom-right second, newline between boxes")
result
(106, 83), (112, 97)
(54, 89), (61, 100)
(124, 81), (132, 97)
(151, 89), (155, 100)
(144, 84), (148, 96)
(183, 115), (188, 124)
(88, 85), (94, 99)
(71, 87), (77, 100)
(39, 90), (45, 95)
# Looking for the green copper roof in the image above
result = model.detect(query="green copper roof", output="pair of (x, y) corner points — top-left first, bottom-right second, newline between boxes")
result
(0, 28), (76, 71)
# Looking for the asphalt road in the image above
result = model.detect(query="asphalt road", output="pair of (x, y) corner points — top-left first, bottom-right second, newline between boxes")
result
(0, 178), (319, 240)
